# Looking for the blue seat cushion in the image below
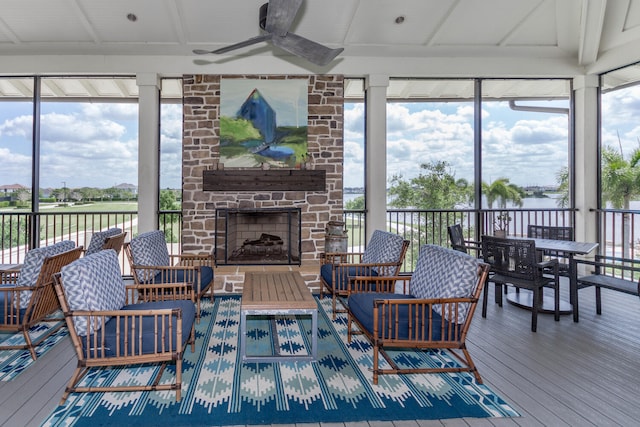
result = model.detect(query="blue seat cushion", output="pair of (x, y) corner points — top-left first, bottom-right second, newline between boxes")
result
(149, 266), (214, 295)
(349, 292), (460, 341)
(0, 288), (26, 324)
(80, 300), (195, 358)
(320, 264), (378, 293)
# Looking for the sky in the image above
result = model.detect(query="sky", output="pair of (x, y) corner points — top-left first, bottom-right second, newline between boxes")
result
(1, 83), (640, 192)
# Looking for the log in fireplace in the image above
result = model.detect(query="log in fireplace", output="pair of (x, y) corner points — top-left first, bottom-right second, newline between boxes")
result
(214, 208), (301, 266)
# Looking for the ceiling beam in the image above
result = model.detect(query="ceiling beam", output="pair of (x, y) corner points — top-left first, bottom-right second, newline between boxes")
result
(578, 0), (607, 66)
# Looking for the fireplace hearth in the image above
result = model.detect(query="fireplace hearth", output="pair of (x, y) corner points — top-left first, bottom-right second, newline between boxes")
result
(215, 208), (301, 266)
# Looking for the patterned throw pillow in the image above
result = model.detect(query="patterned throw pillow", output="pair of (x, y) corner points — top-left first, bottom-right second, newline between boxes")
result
(409, 244), (479, 323)
(17, 240), (76, 309)
(128, 230), (171, 280)
(60, 249), (127, 336)
(85, 227), (122, 256)
(361, 230), (406, 275)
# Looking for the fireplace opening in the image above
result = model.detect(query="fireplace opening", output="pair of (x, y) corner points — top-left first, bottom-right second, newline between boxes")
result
(214, 208), (301, 265)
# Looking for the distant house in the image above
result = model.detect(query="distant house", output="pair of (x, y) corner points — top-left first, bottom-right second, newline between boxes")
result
(114, 183), (138, 195)
(0, 183), (28, 194)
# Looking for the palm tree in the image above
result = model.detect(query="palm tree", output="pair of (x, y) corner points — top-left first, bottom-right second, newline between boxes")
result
(601, 145), (640, 258)
(482, 178), (524, 234)
(483, 178), (524, 209)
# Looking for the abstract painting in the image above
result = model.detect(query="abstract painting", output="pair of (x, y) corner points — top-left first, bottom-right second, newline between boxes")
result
(220, 78), (308, 168)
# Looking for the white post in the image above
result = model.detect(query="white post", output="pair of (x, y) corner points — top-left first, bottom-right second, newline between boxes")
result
(136, 73), (161, 233)
(364, 75), (389, 242)
(573, 74), (599, 246)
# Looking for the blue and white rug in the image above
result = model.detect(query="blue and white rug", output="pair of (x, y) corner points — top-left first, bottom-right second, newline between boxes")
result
(0, 321), (67, 382)
(41, 296), (519, 426)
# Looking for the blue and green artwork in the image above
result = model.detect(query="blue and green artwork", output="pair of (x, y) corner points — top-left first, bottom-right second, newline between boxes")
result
(220, 78), (308, 168)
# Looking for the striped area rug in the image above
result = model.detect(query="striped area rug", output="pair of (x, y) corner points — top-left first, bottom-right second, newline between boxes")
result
(42, 295), (519, 426)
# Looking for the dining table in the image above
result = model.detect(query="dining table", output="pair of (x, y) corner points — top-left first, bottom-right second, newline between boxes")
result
(504, 237), (599, 318)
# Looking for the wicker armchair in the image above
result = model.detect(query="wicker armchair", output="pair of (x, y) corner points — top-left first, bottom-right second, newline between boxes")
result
(85, 227), (125, 256)
(320, 230), (409, 319)
(481, 235), (560, 332)
(53, 249), (196, 404)
(124, 230), (214, 322)
(0, 242), (83, 359)
(347, 244), (490, 385)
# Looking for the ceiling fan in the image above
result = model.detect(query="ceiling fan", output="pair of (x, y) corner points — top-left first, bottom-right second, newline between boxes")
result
(193, 0), (343, 66)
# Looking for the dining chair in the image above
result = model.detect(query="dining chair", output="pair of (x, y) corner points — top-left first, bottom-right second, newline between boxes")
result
(481, 235), (560, 332)
(527, 225), (574, 276)
(448, 224), (482, 257)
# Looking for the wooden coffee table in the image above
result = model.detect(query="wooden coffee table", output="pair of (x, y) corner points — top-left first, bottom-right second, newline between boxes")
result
(240, 271), (318, 363)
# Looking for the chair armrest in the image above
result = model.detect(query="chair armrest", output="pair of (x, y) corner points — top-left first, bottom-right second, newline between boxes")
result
(1, 270), (20, 284)
(170, 253), (213, 267)
(370, 297), (476, 341)
(321, 252), (364, 265)
(67, 307), (186, 360)
(350, 275), (409, 293)
(572, 256), (640, 276)
(130, 263), (202, 283)
(125, 282), (194, 304)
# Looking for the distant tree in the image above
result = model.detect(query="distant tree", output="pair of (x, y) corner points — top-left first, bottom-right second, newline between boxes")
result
(482, 177), (524, 209)
(159, 189), (181, 243)
(388, 161), (472, 266)
(14, 189), (31, 206)
(601, 145), (640, 257)
(389, 161), (472, 210)
(556, 166), (569, 208)
(345, 195), (364, 210)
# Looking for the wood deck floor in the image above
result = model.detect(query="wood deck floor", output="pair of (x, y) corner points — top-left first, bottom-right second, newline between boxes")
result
(2, 279), (640, 427)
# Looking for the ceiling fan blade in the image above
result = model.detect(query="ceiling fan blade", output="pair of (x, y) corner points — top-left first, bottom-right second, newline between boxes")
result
(265, 0), (303, 36)
(272, 32), (343, 66)
(193, 34), (272, 55)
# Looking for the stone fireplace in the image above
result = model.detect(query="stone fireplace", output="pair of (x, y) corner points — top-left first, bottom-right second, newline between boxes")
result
(181, 74), (345, 293)
(215, 208), (301, 265)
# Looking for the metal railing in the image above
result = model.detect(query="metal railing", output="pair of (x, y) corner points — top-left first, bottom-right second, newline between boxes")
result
(1, 210), (182, 273)
(345, 208), (576, 273)
(3, 206), (639, 274)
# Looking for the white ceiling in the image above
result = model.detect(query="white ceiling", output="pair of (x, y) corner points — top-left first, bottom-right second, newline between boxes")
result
(1, 0), (640, 97)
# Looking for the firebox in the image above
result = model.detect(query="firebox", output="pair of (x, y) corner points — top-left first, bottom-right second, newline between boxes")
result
(214, 208), (301, 266)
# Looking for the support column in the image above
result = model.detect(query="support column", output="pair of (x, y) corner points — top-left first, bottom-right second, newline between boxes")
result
(573, 74), (599, 246)
(136, 73), (161, 233)
(364, 75), (389, 242)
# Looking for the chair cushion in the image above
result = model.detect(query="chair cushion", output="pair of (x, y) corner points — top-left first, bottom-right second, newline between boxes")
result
(409, 244), (479, 323)
(80, 300), (195, 358)
(85, 228), (123, 256)
(320, 264), (378, 292)
(348, 292), (458, 341)
(361, 230), (406, 275)
(150, 266), (214, 295)
(129, 230), (171, 278)
(17, 240), (76, 309)
(60, 249), (127, 336)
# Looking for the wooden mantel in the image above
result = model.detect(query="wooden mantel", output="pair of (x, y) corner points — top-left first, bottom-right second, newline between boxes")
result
(203, 169), (326, 192)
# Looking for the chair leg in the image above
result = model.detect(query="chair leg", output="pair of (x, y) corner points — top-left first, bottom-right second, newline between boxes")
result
(596, 287), (602, 315)
(531, 287), (539, 332)
(482, 281), (489, 317)
(554, 282), (560, 322)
